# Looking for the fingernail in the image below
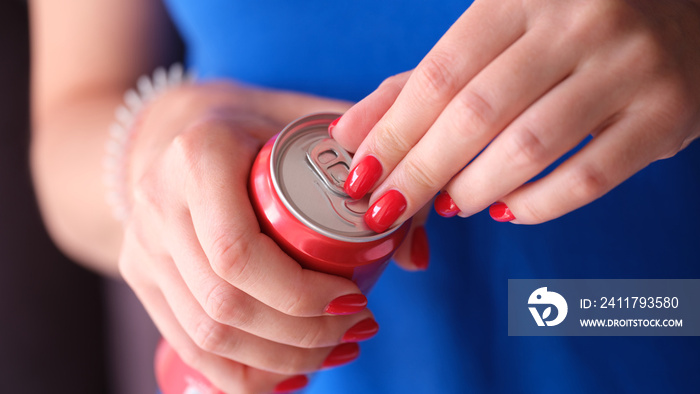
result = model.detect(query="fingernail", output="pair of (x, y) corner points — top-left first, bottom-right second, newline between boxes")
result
(341, 318), (379, 343)
(344, 155), (382, 200)
(434, 192), (460, 218)
(322, 343), (360, 369)
(325, 294), (367, 315)
(328, 117), (340, 138)
(410, 226), (430, 270)
(273, 375), (309, 393)
(364, 190), (407, 233)
(489, 202), (515, 222)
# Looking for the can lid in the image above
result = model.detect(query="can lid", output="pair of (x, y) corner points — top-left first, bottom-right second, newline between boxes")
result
(271, 113), (396, 242)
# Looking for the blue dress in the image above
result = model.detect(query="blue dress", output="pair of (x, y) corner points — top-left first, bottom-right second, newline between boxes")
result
(164, 1), (700, 393)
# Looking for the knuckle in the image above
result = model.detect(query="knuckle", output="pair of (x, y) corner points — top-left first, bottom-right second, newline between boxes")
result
(417, 51), (460, 99)
(209, 233), (255, 286)
(168, 131), (205, 193)
(170, 117), (233, 173)
(452, 88), (495, 137)
(570, 0), (629, 39)
(295, 323), (326, 349)
(568, 164), (610, 202)
(516, 195), (548, 225)
(275, 349), (315, 375)
(669, 126), (697, 157)
(378, 72), (407, 92)
(654, 125), (686, 161)
(503, 124), (548, 169)
(623, 31), (667, 75)
(131, 174), (163, 212)
(191, 317), (228, 353)
(401, 158), (442, 194)
(275, 276), (307, 316)
(679, 135), (697, 153)
(372, 119), (413, 159)
(203, 283), (247, 325)
(171, 128), (204, 170)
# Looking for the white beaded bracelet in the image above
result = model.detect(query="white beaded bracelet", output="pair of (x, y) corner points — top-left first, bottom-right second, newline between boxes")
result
(103, 63), (194, 222)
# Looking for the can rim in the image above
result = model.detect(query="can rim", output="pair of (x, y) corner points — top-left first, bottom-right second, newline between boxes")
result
(270, 112), (403, 243)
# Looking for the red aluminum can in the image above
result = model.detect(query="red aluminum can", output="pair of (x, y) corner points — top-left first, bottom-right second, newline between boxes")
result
(156, 340), (223, 394)
(249, 112), (410, 292)
(156, 113), (410, 394)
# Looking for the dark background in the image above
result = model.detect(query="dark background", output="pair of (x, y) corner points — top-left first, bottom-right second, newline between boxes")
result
(0, 1), (160, 393)
(0, 0), (109, 392)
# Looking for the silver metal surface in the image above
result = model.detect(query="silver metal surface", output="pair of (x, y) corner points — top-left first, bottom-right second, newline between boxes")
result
(270, 113), (397, 241)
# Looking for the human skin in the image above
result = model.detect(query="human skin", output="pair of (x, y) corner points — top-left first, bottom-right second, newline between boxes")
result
(29, 1), (429, 393)
(331, 0), (700, 231)
(30, 0), (700, 392)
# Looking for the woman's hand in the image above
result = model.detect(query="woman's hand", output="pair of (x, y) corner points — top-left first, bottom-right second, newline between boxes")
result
(331, 0), (700, 231)
(119, 82), (376, 393)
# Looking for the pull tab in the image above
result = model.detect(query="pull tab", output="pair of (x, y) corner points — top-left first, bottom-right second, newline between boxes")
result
(306, 138), (353, 196)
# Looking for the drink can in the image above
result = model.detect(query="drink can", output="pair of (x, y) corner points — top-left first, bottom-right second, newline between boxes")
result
(156, 113), (410, 393)
(250, 112), (410, 291)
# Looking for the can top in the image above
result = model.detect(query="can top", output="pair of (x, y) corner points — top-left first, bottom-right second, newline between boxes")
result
(270, 113), (396, 242)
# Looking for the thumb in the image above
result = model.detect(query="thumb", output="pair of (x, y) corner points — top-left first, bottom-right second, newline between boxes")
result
(392, 203), (431, 271)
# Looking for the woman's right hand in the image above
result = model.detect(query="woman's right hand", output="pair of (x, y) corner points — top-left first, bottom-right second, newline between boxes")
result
(118, 81), (375, 393)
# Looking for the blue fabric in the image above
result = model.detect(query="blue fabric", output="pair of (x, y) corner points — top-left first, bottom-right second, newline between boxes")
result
(164, 1), (700, 393)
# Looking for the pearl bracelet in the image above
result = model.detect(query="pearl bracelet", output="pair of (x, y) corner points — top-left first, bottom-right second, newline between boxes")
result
(103, 64), (194, 222)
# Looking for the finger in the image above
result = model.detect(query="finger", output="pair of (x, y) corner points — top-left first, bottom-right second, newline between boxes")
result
(119, 235), (289, 394)
(171, 118), (367, 316)
(499, 90), (684, 224)
(445, 57), (634, 217)
(155, 341), (311, 394)
(392, 204), (431, 271)
(165, 209), (376, 348)
(154, 248), (357, 375)
(364, 24), (579, 231)
(330, 71), (411, 152)
(344, 1), (527, 200)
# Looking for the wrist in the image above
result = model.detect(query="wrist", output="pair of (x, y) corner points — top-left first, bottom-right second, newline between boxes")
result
(104, 64), (193, 222)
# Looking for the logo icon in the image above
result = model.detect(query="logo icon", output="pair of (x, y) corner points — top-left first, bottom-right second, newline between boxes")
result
(528, 287), (568, 326)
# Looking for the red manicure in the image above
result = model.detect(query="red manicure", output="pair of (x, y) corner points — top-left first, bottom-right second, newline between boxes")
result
(410, 226), (430, 270)
(489, 202), (515, 222)
(273, 375), (309, 393)
(344, 155), (382, 200)
(342, 318), (380, 343)
(322, 343), (360, 369)
(434, 192), (460, 218)
(364, 190), (407, 233)
(325, 294), (367, 315)
(328, 117), (340, 138)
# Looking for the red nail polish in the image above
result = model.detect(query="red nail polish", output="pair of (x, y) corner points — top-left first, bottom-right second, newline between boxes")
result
(325, 294), (368, 315)
(322, 343), (360, 369)
(434, 192), (460, 218)
(273, 375), (309, 393)
(489, 202), (515, 222)
(342, 318), (379, 343)
(364, 190), (407, 233)
(344, 155), (382, 200)
(328, 117), (340, 138)
(410, 226), (429, 270)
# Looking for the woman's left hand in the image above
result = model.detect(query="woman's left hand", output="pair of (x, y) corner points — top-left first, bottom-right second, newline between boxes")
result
(330, 0), (700, 231)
